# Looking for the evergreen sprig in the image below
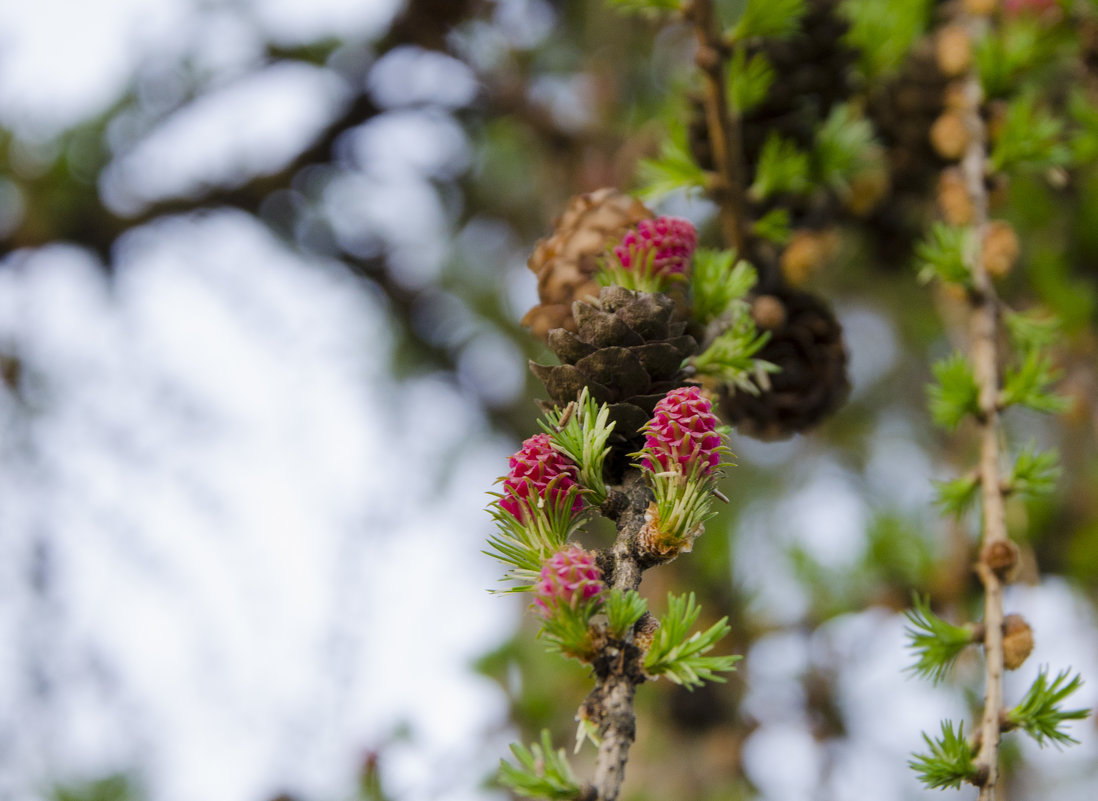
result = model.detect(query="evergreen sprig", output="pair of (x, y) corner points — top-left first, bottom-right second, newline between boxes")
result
(1005, 308), (1062, 352)
(690, 248), (757, 325)
(927, 352), (981, 430)
(1000, 350), (1069, 414)
(904, 595), (977, 685)
(1007, 667), (1089, 748)
(638, 134), (708, 200)
(813, 104), (878, 193)
(908, 720), (978, 790)
(605, 588), (648, 639)
(749, 133), (811, 200)
(752, 207), (792, 245)
(642, 462), (725, 550)
(727, 49), (776, 114)
(915, 223), (971, 287)
(932, 473), (981, 520)
(643, 592), (740, 689)
(1007, 444), (1061, 500)
(499, 730), (585, 800)
(727, 0), (806, 41)
(485, 483), (588, 588)
(690, 311), (776, 394)
(540, 601), (602, 662)
(839, 0), (932, 79)
(975, 16), (1047, 99)
(540, 387), (615, 505)
(989, 93), (1070, 175)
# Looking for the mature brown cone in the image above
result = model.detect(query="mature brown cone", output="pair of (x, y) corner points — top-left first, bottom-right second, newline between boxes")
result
(529, 286), (698, 445)
(719, 287), (850, 440)
(522, 189), (653, 341)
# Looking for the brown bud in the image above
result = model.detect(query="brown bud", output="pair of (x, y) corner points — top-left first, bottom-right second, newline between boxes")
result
(1002, 614), (1035, 670)
(938, 167), (974, 225)
(751, 294), (787, 331)
(930, 111), (970, 160)
(964, 0), (998, 15)
(982, 538), (1021, 581)
(781, 229), (840, 285)
(936, 25), (973, 77)
(845, 167), (890, 217)
(982, 220), (1020, 279)
(634, 614), (660, 654)
(943, 82), (969, 112)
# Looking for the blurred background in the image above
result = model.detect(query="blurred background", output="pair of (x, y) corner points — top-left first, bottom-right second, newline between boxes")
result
(1, 1), (1097, 801)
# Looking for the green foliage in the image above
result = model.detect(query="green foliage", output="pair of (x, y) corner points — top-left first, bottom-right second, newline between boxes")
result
(975, 17), (1048, 99)
(927, 353), (980, 430)
(485, 484), (588, 588)
(643, 592), (741, 689)
(1068, 89), (1098, 163)
(904, 595), (976, 684)
(812, 104), (878, 194)
(1007, 443), (1062, 500)
(690, 248), (757, 325)
(839, 0), (932, 79)
(915, 223), (971, 287)
(690, 318), (777, 395)
(605, 588), (648, 639)
(606, 0), (682, 13)
(642, 461), (724, 548)
(540, 387), (615, 505)
(749, 133), (811, 200)
(1005, 308), (1062, 352)
(909, 720), (978, 790)
(752, 207), (793, 244)
(727, 0), (806, 41)
(638, 134), (708, 200)
(932, 473), (981, 520)
(499, 730), (585, 800)
(1007, 667), (1089, 748)
(989, 94), (1070, 175)
(540, 600), (602, 662)
(1000, 350), (1070, 414)
(727, 49), (776, 114)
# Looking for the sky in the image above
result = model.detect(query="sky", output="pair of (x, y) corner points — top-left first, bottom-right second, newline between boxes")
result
(1, 2), (1097, 801)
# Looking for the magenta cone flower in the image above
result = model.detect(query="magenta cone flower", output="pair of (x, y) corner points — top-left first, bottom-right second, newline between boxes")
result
(533, 546), (604, 617)
(613, 217), (697, 277)
(642, 387), (723, 476)
(500, 433), (583, 520)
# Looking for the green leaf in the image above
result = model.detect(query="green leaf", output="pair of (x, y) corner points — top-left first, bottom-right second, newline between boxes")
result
(728, 0), (806, 40)
(812, 104), (879, 194)
(499, 730), (584, 800)
(644, 592), (741, 689)
(1007, 443), (1061, 500)
(1004, 308), (1062, 352)
(908, 720), (978, 790)
(927, 352), (980, 430)
(690, 248), (758, 324)
(904, 595), (977, 684)
(540, 386), (615, 505)
(749, 132), (811, 200)
(990, 93), (1070, 175)
(932, 473), (981, 520)
(540, 599), (602, 663)
(974, 16), (1050, 99)
(1007, 667), (1089, 748)
(727, 48), (776, 114)
(605, 588), (648, 639)
(638, 134), (708, 201)
(915, 223), (971, 287)
(839, 0), (932, 79)
(690, 314), (777, 395)
(752, 207), (792, 245)
(1000, 350), (1070, 414)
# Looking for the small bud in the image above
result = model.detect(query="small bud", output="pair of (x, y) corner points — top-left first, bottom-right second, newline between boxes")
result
(931, 111), (970, 160)
(936, 25), (973, 78)
(500, 433), (583, 520)
(641, 386), (724, 477)
(845, 167), (890, 217)
(982, 538), (1021, 582)
(781, 229), (840, 286)
(1002, 614), (1035, 670)
(751, 294), (787, 330)
(938, 167), (974, 225)
(634, 614), (660, 653)
(613, 217), (698, 279)
(982, 221), (1020, 279)
(533, 546), (605, 617)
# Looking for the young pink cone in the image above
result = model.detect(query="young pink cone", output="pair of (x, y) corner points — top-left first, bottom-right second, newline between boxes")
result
(533, 546), (604, 617)
(642, 386), (723, 476)
(613, 217), (698, 278)
(499, 433), (583, 520)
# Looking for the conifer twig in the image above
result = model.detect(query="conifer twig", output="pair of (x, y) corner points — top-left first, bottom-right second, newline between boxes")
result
(954, 12), (1008, 798)
(685, 0), (748, 252)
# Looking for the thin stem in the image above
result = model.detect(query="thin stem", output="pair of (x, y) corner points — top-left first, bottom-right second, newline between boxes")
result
(953, 13), (1007, 799)
(686, 0), (748, 253)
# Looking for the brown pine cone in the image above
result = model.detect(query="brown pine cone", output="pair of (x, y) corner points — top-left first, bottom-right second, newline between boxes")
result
(529, 286), (698, 445)
(719, 287), (850, 440)
(522, 189), (653, 341)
